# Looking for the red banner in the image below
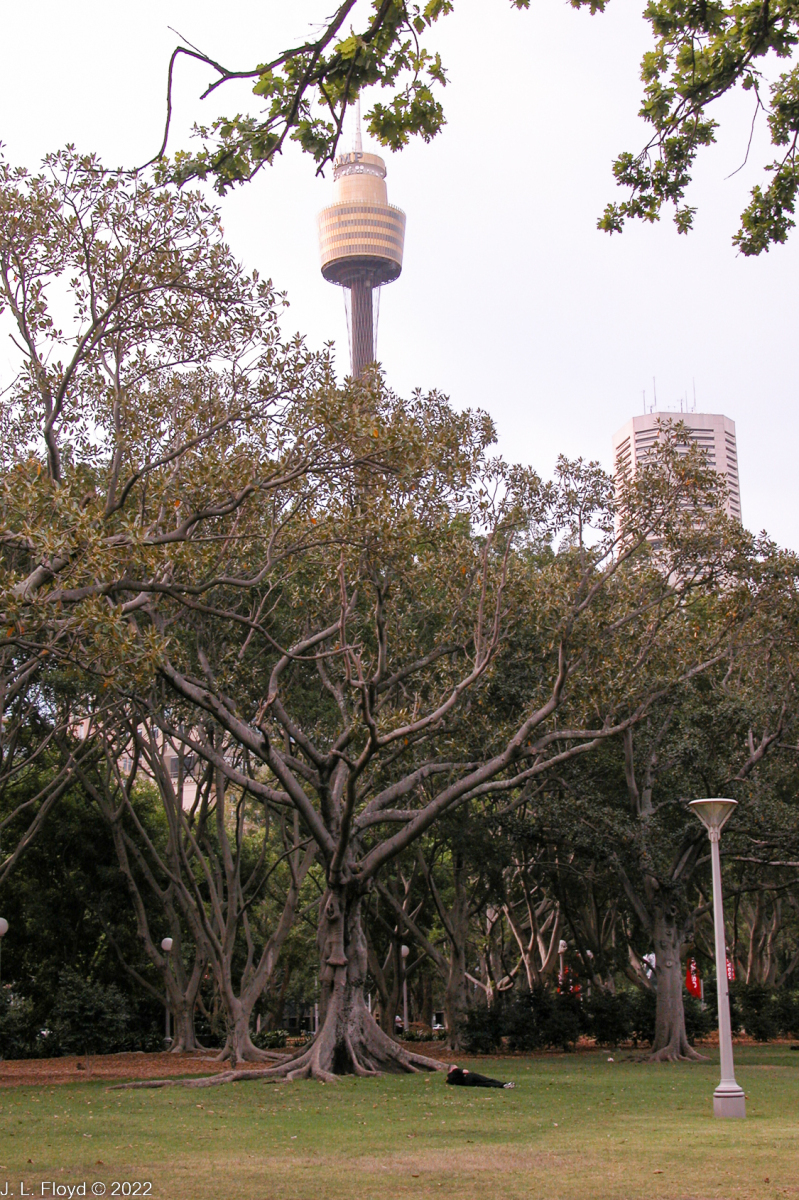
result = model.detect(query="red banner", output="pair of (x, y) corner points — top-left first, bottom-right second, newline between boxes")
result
(726, 956), (736, 982)
(685, 958), (702, 998)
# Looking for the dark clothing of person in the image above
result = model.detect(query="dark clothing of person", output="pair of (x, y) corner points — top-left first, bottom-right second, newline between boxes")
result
(446, 1068), (507, 1088)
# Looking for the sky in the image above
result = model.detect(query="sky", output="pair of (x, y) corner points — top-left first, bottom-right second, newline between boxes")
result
(1, 1), (797, 547)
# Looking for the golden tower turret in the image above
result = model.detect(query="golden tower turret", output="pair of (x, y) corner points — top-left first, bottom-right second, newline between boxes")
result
(317, 104), (406, 378)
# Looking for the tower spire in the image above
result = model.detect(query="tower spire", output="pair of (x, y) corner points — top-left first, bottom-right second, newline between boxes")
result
(353, 95), (363, 155)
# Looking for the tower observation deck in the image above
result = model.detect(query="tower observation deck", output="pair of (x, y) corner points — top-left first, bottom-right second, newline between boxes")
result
(317, 111), (406, 378)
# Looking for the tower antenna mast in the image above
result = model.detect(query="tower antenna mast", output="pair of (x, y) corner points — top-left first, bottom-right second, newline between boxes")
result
(354, 95), (363, 154)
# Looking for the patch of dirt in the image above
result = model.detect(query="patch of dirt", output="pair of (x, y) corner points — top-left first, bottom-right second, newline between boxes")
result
(0, 1050), (230, 1089)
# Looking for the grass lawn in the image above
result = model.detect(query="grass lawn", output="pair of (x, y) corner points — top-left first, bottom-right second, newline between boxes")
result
(0, 1045), (797, 1200)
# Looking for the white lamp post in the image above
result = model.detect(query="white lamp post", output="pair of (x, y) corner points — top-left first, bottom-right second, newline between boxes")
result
(0, 917), (8, 987)
(400, 944), (410, 1034)
(161, 937), (173, 1044)
(689, 799), (745, 1119)
(558, 939), (567, 987)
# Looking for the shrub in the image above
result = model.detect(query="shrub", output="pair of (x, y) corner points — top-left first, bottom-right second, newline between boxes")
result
(732, 982), (778, 1041)
(706, 981), (799, 1039)
(683, 993), (714, 1042)
(286, 1034), (310, 1048)
(459, 975), (763, 1056)
(252, 1027), (289, 1050)
(193, 1006), (225, 1048)
(501, 992), (538, 1052)
(774, 988), (799, 1037)
(628, 988), (656, 1046)
(504, 985), (582, 1052)
(0, 987), (38, 1060)
(400, 1027), (430, 1042)
(704, 977), (742, 1034)
(622, 986), (712, 1046)
(545, 991), (583, 1052)
(583, 990), (634, 1047)
(459, 1002), (504, 1054)
(48, 969), (132, 1056)
(704, 979), (799, 1040)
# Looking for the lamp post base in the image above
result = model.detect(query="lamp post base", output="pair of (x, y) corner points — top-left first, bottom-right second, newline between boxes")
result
(713, 1082), (746, 1119)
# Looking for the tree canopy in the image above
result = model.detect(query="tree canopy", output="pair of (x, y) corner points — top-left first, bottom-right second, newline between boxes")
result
(153, 0), (799, 253)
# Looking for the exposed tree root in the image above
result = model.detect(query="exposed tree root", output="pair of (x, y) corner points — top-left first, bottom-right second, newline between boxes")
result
(212, 1038), (286, 1067)
(649, 1040), (706, 1063)
(260, 991), (446, 1083)
(649, 1017), (707, 1062)
(169, 1039), (204, 1055)
(108, 1069), (283, 1091)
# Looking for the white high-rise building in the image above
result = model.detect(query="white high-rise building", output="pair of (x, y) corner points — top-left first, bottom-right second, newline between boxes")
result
(612, 412), (742, 523)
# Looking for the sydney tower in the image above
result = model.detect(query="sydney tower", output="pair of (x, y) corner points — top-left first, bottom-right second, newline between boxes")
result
(317, 106), (406, 378)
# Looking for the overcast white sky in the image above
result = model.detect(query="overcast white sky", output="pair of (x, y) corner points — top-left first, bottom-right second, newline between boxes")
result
(2, 1), (796, 546)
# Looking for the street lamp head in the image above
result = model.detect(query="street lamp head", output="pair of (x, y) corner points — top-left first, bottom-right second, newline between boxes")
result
(689, 798), (738, 836)
(161, 937), (173, 953)
(400, 944), (410, 959)
(558, 940), (568, 955)
(0, 917), (8, 938)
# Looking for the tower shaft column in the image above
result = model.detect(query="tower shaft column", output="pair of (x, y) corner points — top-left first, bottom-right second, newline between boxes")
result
(350, 275), (374, 379)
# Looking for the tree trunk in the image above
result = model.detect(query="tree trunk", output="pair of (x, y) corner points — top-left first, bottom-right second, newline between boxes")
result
(745, 894), (780, 985)
(221, 999), (269, 1065)
(649, 908), (704, 1062)
(419, 972), (434, 1029)
(167, 956), (204, 1053)
(265, 885), (445, 1081)
(214, 988), (284, 1066)
(365, 937), (392, 1034)
(444, 939), (469, 1051)
(170, 1003), (200, 1053)
(422, 850), (472, 1052)
(273, 964), (292, 1030)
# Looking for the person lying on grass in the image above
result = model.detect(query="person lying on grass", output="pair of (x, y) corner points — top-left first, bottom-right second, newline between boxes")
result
(446, 1066), (515, 1089)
